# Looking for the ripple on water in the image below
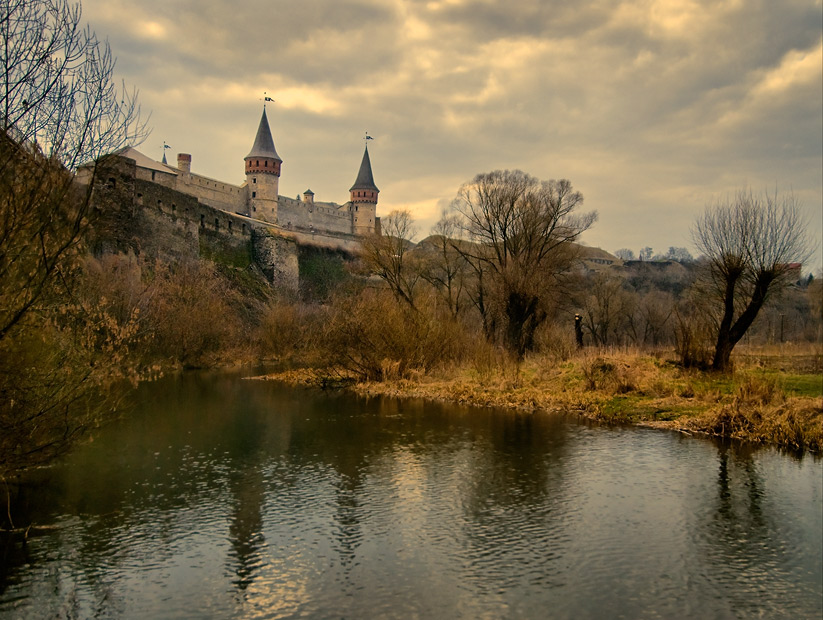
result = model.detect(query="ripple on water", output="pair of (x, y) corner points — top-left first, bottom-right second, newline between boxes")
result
(1, 382), (821, 619)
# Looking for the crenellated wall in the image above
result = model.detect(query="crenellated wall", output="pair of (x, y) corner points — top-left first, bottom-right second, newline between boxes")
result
(176, 171), (246, 213)
(278, 195), (354, 235)
(86, 155), (336, 294)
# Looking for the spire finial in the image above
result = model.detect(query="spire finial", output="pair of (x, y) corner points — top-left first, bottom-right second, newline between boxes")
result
(350, 139), (379, 193)
(261, 91), (275, 109)
(162, 141), (170, 164)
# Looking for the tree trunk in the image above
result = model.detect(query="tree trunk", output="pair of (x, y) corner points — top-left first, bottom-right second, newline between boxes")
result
(505, 292), (540, 359)
(712, 272), (774, 371)
(712, 337), (734, 371)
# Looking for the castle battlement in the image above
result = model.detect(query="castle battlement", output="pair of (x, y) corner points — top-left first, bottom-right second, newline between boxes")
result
(107, 106), (380, 241)
(83, 109), (382, 294)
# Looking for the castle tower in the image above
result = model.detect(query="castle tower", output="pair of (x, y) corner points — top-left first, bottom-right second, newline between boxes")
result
(349, 144), (379, 235)
(245, 107), (282, 223)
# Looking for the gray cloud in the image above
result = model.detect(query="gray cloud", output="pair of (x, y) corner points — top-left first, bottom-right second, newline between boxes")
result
(82, 0), (823, 269)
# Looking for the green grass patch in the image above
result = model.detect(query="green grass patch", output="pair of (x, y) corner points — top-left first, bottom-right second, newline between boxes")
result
(601, 396), (668, 422)
(691, 375), (737, 396)
(775, 373), (822, 397)
(600, 394), (710, 424)
(733, 368), (822, 398)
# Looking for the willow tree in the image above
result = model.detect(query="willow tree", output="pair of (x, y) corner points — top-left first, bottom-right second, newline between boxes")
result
(0, 0), (147, 479)
(453, 170), (597, 358)
(693, 188), (811, 371)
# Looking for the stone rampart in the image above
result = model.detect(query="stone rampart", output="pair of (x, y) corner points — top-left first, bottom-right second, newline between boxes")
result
(252, 229), (299, 293)
(89, 154), (363, 292)
(134, 165), (177, 189)
(177, 172), (246, 212)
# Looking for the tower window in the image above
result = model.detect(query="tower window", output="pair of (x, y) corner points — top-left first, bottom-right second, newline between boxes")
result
(252, 191), (256, 198)
(253, 177), (256, 183)
(264, 161), (268, 167)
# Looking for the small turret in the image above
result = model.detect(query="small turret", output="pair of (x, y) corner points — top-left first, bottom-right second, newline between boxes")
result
(350, 145), (379, 235)
(245, 108), (282, 223)
(177, 153), (191, 173)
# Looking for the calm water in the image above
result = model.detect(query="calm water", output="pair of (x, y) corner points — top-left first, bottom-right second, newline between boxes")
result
(1, 372), (821, 619)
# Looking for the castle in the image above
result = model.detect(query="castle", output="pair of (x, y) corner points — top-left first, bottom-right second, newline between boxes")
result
(116, 106), (380, 239)
(86, 108), (382, 291)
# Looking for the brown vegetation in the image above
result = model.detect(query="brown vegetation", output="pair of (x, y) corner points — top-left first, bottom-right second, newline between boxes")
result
(259, 343), (822, 452)
(0, 0), (148, 478)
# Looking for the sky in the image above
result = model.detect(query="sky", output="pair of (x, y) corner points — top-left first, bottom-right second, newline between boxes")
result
(82, 0), (823, 270)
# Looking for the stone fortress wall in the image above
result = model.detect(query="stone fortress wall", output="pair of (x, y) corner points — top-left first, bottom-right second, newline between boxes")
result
(278, 194), (355, 236)
(90, 152), (367, 293)
(85, 107), (381, 293)
(133, 159), (246, 213)
(128, 149), (373, 239)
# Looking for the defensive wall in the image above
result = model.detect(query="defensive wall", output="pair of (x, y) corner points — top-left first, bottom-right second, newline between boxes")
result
(89, 155), (364, 293)
(278, 194), (358, 237)
(130, 158), (366, 238)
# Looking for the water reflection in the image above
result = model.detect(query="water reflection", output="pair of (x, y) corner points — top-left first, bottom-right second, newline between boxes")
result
(687, 440), (816, 619)
(225, 406), (267, 593)
(0, 373), (820, 619)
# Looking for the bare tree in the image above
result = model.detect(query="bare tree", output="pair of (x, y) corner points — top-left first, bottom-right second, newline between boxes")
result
(359, 209), (421, 309)
(1, 0), (146, 169)
(453, 170), (597, 357)
(0, 0), (147, 479)
(1, 0), (147, 340)
(417, 212), (470, 319)
(693, 188), (812, 370)
(579, 272), (631, 346)
(634, 290), (675, 346)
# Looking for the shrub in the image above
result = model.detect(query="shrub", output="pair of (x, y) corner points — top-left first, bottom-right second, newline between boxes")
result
(257, 301), (327, 363)
(674, 311), (714, 369)
(533, 321), (576, 362)
(142, 261), (240, 367)
(320, 288), (470, 381)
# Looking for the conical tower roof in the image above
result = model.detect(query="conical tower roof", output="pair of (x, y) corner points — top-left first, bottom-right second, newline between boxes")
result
(349, 145), (379, 192)
(246, 108), (281, 161)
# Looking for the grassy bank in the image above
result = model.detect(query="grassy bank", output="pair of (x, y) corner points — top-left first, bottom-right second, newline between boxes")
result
(259, 344), (823, 452)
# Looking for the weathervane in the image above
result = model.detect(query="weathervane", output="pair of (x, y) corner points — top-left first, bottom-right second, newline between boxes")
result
(162, 141), (170, 164)
(364, 131), (374, 143)
(261, 91), (274, 108)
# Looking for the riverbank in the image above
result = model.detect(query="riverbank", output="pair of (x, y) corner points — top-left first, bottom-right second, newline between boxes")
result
(256, 345), (823, 452)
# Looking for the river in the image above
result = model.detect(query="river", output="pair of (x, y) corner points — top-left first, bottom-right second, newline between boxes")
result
(1, 372), (821, 619)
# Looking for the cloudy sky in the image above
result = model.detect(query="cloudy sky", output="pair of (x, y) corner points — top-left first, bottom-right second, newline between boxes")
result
(82, 0), (822, 269)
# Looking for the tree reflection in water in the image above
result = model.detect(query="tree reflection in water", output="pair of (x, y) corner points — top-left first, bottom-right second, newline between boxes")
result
(0, 374), (820, 619)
